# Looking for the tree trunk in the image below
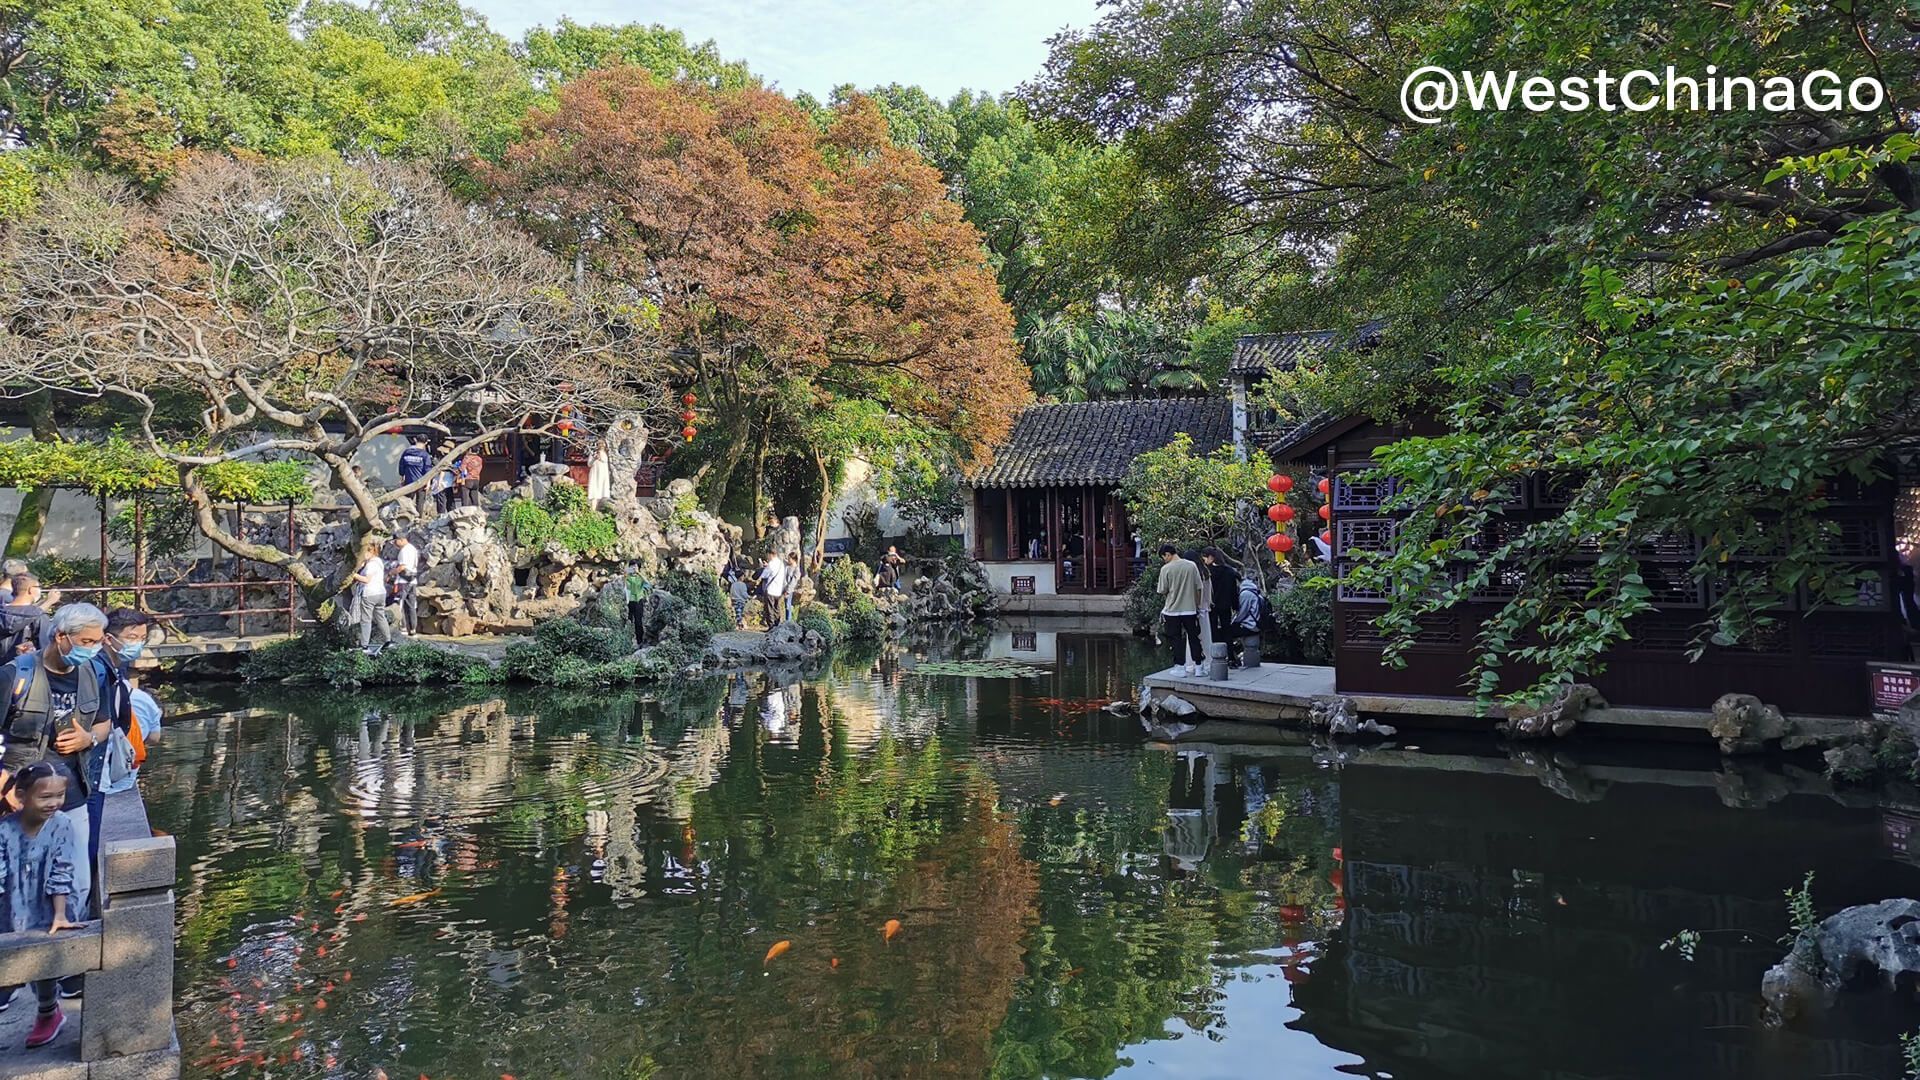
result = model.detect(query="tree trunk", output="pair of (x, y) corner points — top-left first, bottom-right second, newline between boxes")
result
(750, 417), (771, 542)
(811, 446), (833, 570)
(703, 419), (751, 516)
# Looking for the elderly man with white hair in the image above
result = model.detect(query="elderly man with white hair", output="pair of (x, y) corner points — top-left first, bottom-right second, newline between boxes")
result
(0, 602), (135, 1004)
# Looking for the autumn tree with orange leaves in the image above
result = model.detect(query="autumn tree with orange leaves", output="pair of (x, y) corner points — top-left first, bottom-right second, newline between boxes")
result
(487, 66), (1028, 527)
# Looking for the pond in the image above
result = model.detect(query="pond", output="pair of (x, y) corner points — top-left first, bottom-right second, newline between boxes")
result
(144, 630), (1920, 1080)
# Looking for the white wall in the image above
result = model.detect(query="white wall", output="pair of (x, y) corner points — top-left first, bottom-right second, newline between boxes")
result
(985, 626), (1059, 663)
(981, 559), (1057, 596)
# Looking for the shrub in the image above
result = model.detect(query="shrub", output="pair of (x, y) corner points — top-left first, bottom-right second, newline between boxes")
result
(501, 617), (629, 682)
(1123, 562), (1162, 636)
(1270, 564), (1334, 664)
(501, 483), (620, 557)
(243, 636), (494, 687)
(658, 569), (732, 634)
(837, 593), (889, 641)
(817, 557), (868, 607)
(797, 601), (840, 647)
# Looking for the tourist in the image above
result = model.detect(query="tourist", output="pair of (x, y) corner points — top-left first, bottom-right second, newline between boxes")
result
(1183, 548), (1210, 666)
(783, 552), (804, 623)
(879, 546), (907, 592)
(393, 536), (421, 638)
(728, 567), (751, 629)
(350, 538), (393, 655)
(1230, 575), (1266, 666)
(1202, 547), (1239, 663)
(0, 603), (130, 965)
(399, 436), (434, 517)
(0, 559), (25, 607)
(458, 446), (485, 509)
(433, 445), (459, 514)
(0, 761), (89, 1045)
(624, 563), (652, 647)
(1155, 544), (1204, 676)
(759, 551), (786, 629)
(104, 608), (156, 676)
(2, 575), (53, 658)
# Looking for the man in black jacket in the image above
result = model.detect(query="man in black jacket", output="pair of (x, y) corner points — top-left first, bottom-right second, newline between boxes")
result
(1201, 547), (1242, 665)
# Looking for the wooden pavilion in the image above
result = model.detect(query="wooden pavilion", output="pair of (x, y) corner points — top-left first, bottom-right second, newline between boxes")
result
(967, 399), (1231, 599)
(1242, 324), (1915, 716)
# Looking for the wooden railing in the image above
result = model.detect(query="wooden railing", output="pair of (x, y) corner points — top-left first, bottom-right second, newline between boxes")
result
(0, 786), (179, 1079)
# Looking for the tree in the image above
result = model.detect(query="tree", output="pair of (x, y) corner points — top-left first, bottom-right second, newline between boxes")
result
(1024, 308), (1203, 402)
(516, 18), (754, 90)
(487, 67), (1028, 521)
(1028, 0), (1920, 419)
(1360, 174), (1920, 705)
(0, 155), (651, 607)
(1119, 433), (1274, 574)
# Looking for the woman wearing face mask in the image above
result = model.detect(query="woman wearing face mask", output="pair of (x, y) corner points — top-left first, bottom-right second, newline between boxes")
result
(104, 608), (156, 678)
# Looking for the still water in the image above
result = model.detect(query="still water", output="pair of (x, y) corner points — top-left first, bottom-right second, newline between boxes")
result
(144, 631), (1920, 1080)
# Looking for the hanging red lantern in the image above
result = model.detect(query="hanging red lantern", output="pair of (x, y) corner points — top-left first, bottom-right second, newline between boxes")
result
(1265, 533), (1287, 552)
(1266, 474), (1289, 493)
(1320, 530), (1333, 546)
(1273, 504), (1296, 523)
(1276, 534), (1295, 553)
(1317, 477), (1331, 495)
(679, 410), (697, 423)
(1317, 504), (1331, 520)
(682, 392), (698, 406)
(682, 425), (698, 440)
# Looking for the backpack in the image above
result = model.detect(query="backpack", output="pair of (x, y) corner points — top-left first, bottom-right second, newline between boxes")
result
(1255, 593), (1280, 635)
(0, 608), (31, 660)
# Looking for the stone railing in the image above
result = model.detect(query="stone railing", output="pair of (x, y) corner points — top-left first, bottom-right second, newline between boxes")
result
(0, 785), (178, 1079)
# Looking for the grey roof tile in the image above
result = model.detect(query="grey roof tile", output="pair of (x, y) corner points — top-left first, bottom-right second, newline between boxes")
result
(969, 398), (1232, 489)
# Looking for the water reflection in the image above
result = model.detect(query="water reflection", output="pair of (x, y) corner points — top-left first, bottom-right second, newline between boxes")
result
(143, 634), (1920, 1080)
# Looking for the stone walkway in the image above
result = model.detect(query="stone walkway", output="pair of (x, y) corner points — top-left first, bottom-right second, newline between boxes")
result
(0, 993), (84, 1078)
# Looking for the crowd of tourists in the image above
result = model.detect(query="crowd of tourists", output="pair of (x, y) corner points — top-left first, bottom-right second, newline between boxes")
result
(0, 557), (166, 1047)
(1154, 544), (1278, 677)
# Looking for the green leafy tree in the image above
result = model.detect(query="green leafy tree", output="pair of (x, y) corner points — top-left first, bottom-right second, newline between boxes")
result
(1119, 432), (1273, 556)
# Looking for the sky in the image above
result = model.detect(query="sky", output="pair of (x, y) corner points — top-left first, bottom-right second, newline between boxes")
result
(468, 0), (1104, 101)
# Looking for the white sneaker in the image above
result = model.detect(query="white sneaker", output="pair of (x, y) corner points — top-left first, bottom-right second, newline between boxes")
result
(1184, 664), (1198, 677)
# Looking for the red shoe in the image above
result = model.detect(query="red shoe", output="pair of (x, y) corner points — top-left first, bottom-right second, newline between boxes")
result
(25, 1008), (65, 1048)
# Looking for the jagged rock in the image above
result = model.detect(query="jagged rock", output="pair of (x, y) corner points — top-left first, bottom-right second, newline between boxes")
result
(1156, 694), (1198, 717)
(1309, 694), (1359, 736)
(1498, 683), (1604, 739)
(1824, 742), (1878, 785)
(1710, 693), (1791, 755)
(1763, 899), (1920, 1023)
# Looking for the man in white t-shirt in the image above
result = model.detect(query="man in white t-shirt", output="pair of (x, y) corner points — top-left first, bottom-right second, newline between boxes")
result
(351, 539), (392, 653)
(393, 536), (421, 637)
(759, 551), (786, 629)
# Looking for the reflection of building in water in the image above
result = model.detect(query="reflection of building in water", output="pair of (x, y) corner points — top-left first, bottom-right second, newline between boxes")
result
(1287, 764), (1911, 1080)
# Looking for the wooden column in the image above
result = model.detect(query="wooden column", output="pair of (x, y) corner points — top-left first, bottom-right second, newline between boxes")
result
(1004, 489), (1015, 561)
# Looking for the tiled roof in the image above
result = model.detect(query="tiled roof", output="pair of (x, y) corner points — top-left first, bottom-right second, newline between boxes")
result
(1229, 331), (1336, 375)
(969, 398), (1232, 489)
(1229, 321), (1387, 376)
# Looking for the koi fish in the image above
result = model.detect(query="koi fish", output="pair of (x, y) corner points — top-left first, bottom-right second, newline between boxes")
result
(883, 919), (901, 943)
(390, 889), (441, 905)
(829, 957), (839, 969)
(764, 940), (791, 965)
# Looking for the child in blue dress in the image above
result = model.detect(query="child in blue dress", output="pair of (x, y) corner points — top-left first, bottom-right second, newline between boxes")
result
(0, 761), (88, 1048)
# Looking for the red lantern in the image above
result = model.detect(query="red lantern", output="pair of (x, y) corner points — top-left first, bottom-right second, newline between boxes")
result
(1274, 504), (1296, 523)
(682, 425), (698, 440)
(1317, 478), (1331, 495)
(1266, 474), (1289, 493)
(1317, 504), (1331, 520)
(682, 393), (698, 406)
(1265, 533), (1286, 552)
(679, 410), (697, 423)
(1319, 530), (1332, 546)
(1276, 534), (1295, 553)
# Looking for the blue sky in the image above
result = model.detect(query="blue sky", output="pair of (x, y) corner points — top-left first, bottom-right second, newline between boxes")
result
(468, 0), (1103, 101)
